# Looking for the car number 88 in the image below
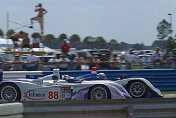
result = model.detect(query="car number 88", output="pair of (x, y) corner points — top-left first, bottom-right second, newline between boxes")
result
(48, 91), (59, 99)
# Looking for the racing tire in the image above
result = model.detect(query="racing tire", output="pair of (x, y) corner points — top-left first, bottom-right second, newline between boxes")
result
(88, 85), (111, 100)
(127, 81), (147, 98)
(0, 83), (21, 101)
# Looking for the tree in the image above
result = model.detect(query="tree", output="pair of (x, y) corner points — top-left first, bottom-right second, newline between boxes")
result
(31, 32), (41, 38)
(83, 36), (90, 43)
(157, 19), (171, 40)
(69, 34), (81, 43)
(166, 37), (176, 50)
(45, 34), (55, 43)
(109, 39), (118, 45)
(6, 29), (15, 38)
(118, 42), (131, 50)
(58, 33), (67, 42)
(108, 39), (118, 51)
(0, 29), (4, 38)
(45, 34), (55, 40)
(83, 36), (96, 44)
(152, 40), (166, 49)
(95, 37), (107, 48)
(132, 43), (145, 50)
(82, 36), (94, 49)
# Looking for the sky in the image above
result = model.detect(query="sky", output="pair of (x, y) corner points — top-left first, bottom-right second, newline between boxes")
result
(0, 0), (176, 46)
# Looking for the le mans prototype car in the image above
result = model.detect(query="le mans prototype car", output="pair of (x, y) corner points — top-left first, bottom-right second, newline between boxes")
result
(0, 69), (131, 101)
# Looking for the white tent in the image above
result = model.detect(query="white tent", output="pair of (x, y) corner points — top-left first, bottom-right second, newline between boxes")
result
(0, 38), (14, 48)
(32, 46), (58, 53)
(0, 38), (58, 54)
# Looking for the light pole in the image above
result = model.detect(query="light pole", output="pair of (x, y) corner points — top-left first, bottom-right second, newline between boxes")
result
(168, 13), (172, 37)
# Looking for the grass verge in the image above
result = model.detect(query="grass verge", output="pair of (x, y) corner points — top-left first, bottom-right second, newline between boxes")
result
(161, 91), (176, 94)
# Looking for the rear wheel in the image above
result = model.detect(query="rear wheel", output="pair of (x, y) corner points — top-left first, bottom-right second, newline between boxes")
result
(127, 81), (147, 98)
(88, 85), (111, 100)
(0, 83), (21, 101)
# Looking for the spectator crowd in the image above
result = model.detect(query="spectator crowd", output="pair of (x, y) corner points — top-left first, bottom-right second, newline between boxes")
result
(1, 45), (176, 71)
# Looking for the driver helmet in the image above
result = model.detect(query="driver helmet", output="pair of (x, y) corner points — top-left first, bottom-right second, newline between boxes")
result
(97, 73), (107, 79)
(62, 75), (70, 80)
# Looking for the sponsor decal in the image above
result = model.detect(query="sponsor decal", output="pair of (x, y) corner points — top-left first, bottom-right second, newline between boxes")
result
(24, 89), (46, 100)
(24, 87), (71, 101)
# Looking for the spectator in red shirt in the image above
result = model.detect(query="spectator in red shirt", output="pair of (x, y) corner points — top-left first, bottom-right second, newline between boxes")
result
(61, 40), (70, 55)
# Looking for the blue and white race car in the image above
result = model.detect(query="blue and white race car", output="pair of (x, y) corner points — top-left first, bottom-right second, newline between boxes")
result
(0, 69), (131, 101)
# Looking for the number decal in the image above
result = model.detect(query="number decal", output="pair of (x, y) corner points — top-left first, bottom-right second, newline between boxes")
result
(48, 91), (59, 99)
(54, 91), (59, 99)
(48, 91), (53, 99)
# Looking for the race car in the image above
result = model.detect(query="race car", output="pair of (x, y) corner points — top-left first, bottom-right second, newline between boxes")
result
(76, 70), (163, 98)
(0, 69), (131, 101)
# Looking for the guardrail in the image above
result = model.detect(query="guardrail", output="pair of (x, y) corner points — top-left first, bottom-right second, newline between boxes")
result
(3, 69), (176, 91)
(0, 102), (23, 118)
(23, 100), (133, 118)
(1, 98), (176, 118)
(22, 98), (176, 118)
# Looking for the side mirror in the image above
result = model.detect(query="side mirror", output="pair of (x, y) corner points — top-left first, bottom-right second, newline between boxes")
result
(52, 75), (58, 80)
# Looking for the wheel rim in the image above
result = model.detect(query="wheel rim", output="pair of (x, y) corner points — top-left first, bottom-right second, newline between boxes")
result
(130, 82), (145, 97)
(90, 87), (107, 99)
(1, 86), (17, 101)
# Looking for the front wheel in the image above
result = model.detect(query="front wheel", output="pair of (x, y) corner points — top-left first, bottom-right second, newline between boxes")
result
(0, 84), (21, 101)
(88, 85), (111, 100)
(127, 81), (147, 98)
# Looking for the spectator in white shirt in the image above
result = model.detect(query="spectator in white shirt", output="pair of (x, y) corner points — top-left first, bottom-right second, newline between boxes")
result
(58, 54), (70, 71)
(26, 51), (40, 71)
(152, 47), (163, 68)
(125, 49), (136, 69)
(48, 55), (59, 71)
(32, 34), (41, 48)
